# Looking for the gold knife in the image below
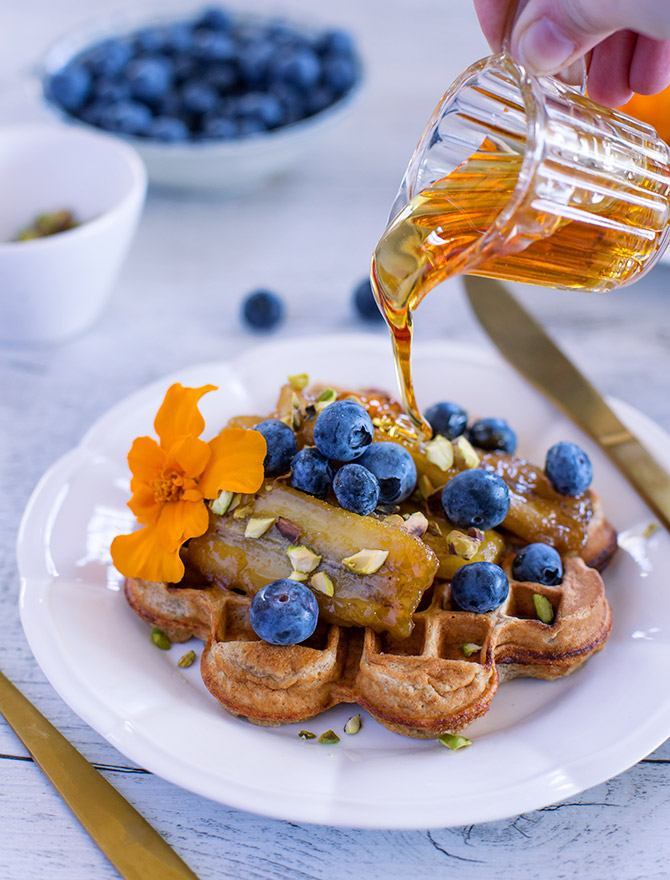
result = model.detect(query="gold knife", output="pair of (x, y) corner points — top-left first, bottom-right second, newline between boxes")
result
(0, 670), (201, 880)
(464, 275), (670, 532)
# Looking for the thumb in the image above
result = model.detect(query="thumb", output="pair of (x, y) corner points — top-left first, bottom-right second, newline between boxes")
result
(511, 0), (670, 75)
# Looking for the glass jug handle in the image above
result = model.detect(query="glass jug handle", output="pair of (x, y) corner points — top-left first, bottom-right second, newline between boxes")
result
(502, 0), (587, 93)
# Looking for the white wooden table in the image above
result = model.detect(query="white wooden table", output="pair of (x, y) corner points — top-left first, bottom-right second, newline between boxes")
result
(2, 1), (669, 878)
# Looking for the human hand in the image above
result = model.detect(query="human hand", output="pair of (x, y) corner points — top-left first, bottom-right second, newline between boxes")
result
(474, 0), (670, 106)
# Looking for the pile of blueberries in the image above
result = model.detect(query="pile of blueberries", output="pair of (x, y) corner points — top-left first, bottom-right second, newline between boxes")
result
(45, 6), (359, 142)
(247, 397), (593, 644)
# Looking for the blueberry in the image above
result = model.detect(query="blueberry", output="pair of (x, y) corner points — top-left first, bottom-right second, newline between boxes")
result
(83, 39), (133, 78)
(451, 562), (509, 613)
(315, 30), (355, 58)
(133, 27), (166, 55)
(271, 48), (321, 90)
(322, 56), (357, 94)
(441, 469), (510, 530)
(249, 579), (318, 645)
(467, 418), (517, 454)
(512, 543), (563, 585)
(313, 400), (374, 462)
(206, 63), (238, 93)
(126, 58), (173, 103)
(352, 278), (383, 323)
(201, 116), (238, 139)
(47, 65), (91, 111)
(269, 83), (306, 123)
(172, 55), (201, 83)
(94, 79), (132, 104)
(237, 116), (267, 136)
(304, 85), (335, 116)
(238, 40), (275, 87)
(254, 419), (298, 477)
(545, 442), (593, 496)
(236, 91), (284, 128)
(147, 116), (190, 141)
(99, 100), (153, 135)
(194, 7), (233, 32)
(181, 81), (220, 116)
(290, 447), (333, 499)
(162, 23), (194, 54)
(241, 289), (284, 330)
(193, 29), (235, 62)
(358, 442), (416, 504)
(333, 463), (380, 515)
(425, 402), (468, 440)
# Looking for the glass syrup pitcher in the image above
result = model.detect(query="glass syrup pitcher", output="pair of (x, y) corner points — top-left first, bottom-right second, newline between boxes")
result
(371, 36), (670, 437)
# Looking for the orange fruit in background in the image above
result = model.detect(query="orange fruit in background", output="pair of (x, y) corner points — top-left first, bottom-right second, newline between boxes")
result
(619, 86), (670, 143)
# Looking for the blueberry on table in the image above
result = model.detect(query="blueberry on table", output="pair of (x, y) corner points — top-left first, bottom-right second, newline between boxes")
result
(358, 442), (417, 504)
(254, 419), (298, 477)
(241, 290), (285, 330)
(451, 562), (509, 613)
(333, 463), (380, 515)
(441, 469), (510, 530)
(126, 57), (174, 103)
(249, 579), (319, 645)
(512, 543), (563, 585)
(545, 441), (593, 495)
(47, 66), (91, 111)
(467, 418), (517, 454)
(352, 278), (383, 323)
(425, 401), (467, 440)
(313, 400), (374, 462)
(290, 447), (333, 499)
(147, 116), (190, 142)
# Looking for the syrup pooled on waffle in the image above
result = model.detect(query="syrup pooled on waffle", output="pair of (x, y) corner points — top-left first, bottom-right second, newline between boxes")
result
(123, 382), (615, 738)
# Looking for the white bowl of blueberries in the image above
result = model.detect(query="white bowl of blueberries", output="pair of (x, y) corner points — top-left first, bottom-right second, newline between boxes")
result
(41, 5), (362, 192)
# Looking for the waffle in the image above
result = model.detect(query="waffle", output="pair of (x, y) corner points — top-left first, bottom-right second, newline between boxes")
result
(123, 386), (616, 738)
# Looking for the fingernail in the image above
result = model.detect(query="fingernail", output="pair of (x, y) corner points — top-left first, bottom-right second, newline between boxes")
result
(516, 18), (576, 74)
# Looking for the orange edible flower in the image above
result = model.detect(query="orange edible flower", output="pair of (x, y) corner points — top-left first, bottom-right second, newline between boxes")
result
(111, 383), (266, 583)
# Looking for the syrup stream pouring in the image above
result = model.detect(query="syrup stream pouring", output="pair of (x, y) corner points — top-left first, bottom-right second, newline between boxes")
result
(464, 275), (670, 533)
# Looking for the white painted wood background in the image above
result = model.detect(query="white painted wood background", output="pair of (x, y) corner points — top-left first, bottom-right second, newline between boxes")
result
(2, 1), (669, 878)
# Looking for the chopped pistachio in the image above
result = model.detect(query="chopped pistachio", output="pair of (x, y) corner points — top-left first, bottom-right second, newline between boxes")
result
(286, 544), (322, 573)
(384, 514), (405, 527)
(533, 594), (554, 624)
(342, 548), (389, 575)
(314, 388), (337, 412)
(438, 733), (472, 751)
(462, 643), (481, 658)
(291, 392), (302, 430)
(311, 571), (334, 596)
(344, 714), (362, 735)
(177, 650), (196, 668)
(418, 474), (435, 500)
(288, 570), (308, 582)
(467, 527), (485, 543)
(227, 493), (242, 512)
(233, 502), (255, 519)
(318, 729), (340, 745)
(455, 436), (480, 468)
(427, 520), (443, 537)
(298, 730), (316, 740)
(399, 511), (429, 538)
(210, 489), (234, 516)
(288, 373), (309, 391)
(425, 434), (455, 471)
(304, 403), (317, 422)
(150, 627), (171, 650)
(447, 529), (483, 560)
(245, 516), (277, 538)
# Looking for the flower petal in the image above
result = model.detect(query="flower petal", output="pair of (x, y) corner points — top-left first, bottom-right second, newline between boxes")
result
(111, 526), (185, 584)
(128, 484), (161, 526)
(154, 384), (216, 450)
(128, 436), (164, 482)
(170, 435), (211, 478)
(199, 428), (267, 498)
(157, 499), (209, 552)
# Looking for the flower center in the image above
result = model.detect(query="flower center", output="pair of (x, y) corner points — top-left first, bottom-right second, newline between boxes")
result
(153, 469), (197, 503)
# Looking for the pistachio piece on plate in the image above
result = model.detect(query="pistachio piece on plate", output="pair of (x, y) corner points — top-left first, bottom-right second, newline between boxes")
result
(438, 733), (472, 750)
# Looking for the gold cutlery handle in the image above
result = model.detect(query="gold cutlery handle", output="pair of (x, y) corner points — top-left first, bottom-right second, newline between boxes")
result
(0, 670), (201, 880)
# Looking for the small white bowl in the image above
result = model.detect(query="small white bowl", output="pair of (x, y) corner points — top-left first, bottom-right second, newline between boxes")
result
(0, 124), (146, 345)
(40, 11), (363, 192)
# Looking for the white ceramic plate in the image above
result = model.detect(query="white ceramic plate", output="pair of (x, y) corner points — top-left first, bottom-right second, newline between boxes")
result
(18, 335), (670, 829)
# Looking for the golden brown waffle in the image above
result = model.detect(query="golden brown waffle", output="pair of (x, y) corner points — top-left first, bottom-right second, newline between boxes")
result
(122, 385), (616, 738)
